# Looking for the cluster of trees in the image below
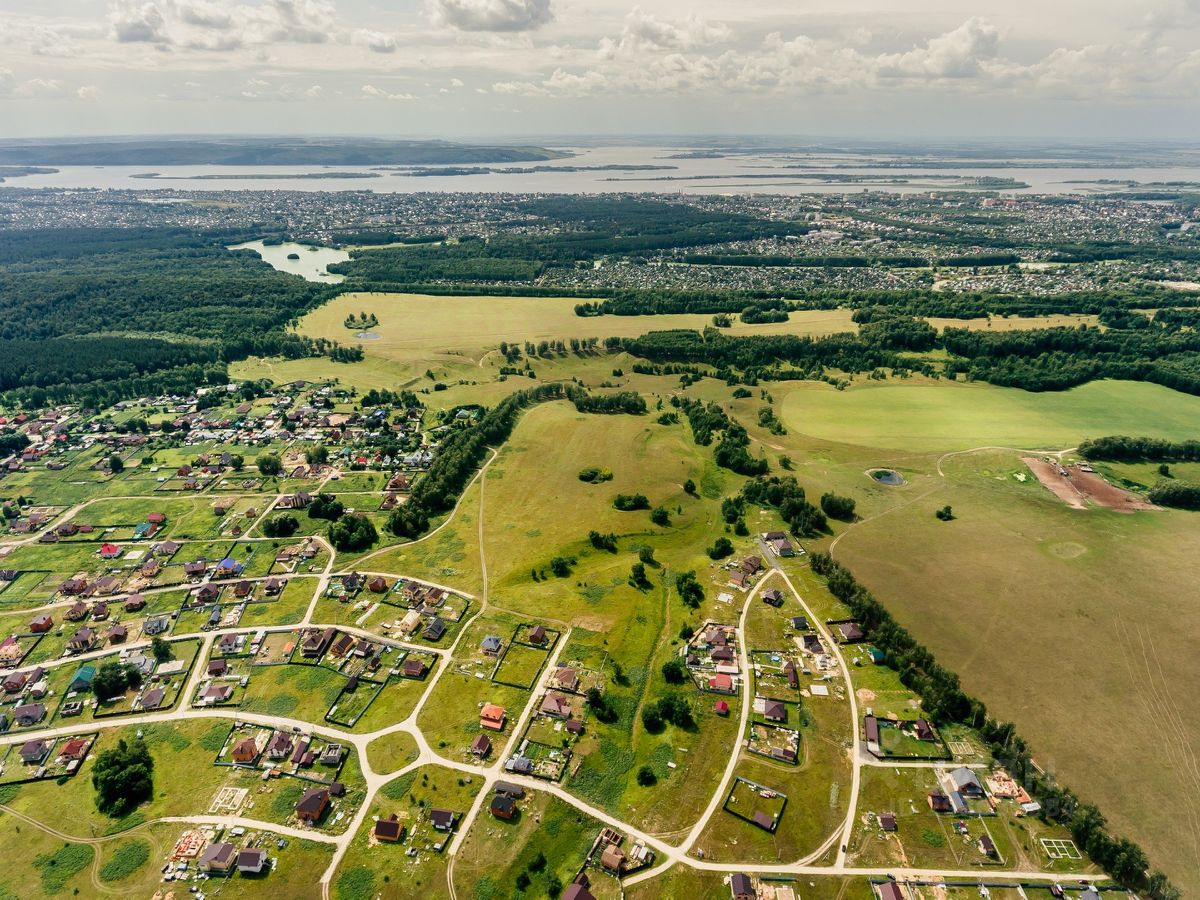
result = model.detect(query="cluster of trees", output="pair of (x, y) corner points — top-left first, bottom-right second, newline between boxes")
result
(674, 571), (705, 608)
(1147, 481), (1200, 510)
(262, 515), (299, 537)
(682, 253), (927, 268)
(577, 467), (613, 484)
(640, 693), (694, 733)
(588, 530), (618, 552)
(807, 551), (1177, 897)
(388, 383), (647, 541)
(307, 493), (345, 521)
(1078, 435), (1200, 462)
(0, 226), (340, 405)
(328, 513), (377, 551)
(674, 397), (767, 475)
(819, 492), (857, 521)
(93, 737), (154, 817)
(256, 453), (283, 476)
(739, 305), (790, 324)
(741, 476), (828, 537)
(613, 493), (650, 511)
(92, 661), (142, 702)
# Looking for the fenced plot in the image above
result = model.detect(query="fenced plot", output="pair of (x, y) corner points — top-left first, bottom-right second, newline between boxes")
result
(493, 641), (550, 689)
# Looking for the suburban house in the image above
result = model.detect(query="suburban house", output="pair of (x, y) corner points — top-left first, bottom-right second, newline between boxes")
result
(730, 873), (756, 900)
(28, 614), (53, 633)
(471, 734), (492, 758)
(237, 848), (268, 874)
(838, 622), (865, 643)
(373, 814), (405, 843)
(232, 737), (260, 764)
(423, 617), (446, 641)
(301, 627), (336, 658)
(402, 656), (427, 679)
(199, 841), (237, 875)
(19, 738), (49, 764)
(480, 703), (506, 731)
(429, 808), (457, 832)
(295, 787), (331, 822)
(140, 686), (166, 711)
(13, 703), (45, 727)
(490, 794), (516, 820)
(480, 635), (503, 655)
(540, 692), (572, 719)
(67, 626), (97, 654)
(708, 674), (735, 694)
(763, 699), (787, 722)
(528, 625), (547, 646)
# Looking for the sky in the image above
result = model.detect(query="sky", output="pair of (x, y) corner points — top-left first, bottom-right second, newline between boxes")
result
(1, 0), (1200, 141)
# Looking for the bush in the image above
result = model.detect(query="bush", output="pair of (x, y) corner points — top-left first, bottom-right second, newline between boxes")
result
(262, 514), (299, 537)
(550, 556), (575, 577)
(636, 766), (657, 786)
(820, 492), (857, 521)
(707, 537), (734, 559)
(935, 505), (955, 521)
(683, 478), (697, 495)
(661, 657), (687, 684)
(650, 506), (670, 526)
(613, 493), (650, 511)
(577, 467), (613, 484)
(99, 840), (151, 882)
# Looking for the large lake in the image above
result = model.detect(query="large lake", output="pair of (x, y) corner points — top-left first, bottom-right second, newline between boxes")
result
(11, 146), (1200, 195)
(229, 240), (349, 283)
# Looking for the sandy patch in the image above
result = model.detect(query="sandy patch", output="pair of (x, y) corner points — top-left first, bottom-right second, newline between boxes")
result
(856, 688), (877, 702)
(1023, 458), (1158, 512)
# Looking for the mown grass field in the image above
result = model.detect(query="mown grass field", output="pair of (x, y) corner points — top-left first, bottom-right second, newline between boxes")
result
(779, 377), (1200, 451)
(299, 291), (860, 354)
(832, 448), (1200, 891)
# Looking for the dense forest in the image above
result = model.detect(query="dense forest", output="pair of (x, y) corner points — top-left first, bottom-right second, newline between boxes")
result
(0, 227), (341, 405)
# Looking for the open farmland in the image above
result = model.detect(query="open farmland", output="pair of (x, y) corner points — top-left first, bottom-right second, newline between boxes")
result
(780, 378), (1200, 452)
(830, 446), (1200, 892)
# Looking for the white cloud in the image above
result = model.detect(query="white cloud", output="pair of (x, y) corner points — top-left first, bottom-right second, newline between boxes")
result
(361, 84), (417, 100)
(77, 85), (102, 100)
(0, 67), (14, 95)
(876, 17), (1000, 79)
(14, 78), (66, 98)
(352, 29), (397, 53)
(599, 7), (729, 59)
(109, 1), (169, 43)
(430, 0), (553, 33)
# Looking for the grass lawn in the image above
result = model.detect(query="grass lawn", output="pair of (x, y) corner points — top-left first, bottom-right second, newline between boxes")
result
(453, 790), (603, 900)
(366, 731), (420, 775)
(238, 577), (317, 628)
(492, 642), (549, 688)
(626, 869), (874, 900)
(240, 662), (345, 721)
(333, 765), (482, 900)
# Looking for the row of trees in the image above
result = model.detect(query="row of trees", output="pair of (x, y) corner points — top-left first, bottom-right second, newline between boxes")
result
(1078, 435), (1200, 462)
(387, 383), (647, 541)
(808, 551), (1176, 897)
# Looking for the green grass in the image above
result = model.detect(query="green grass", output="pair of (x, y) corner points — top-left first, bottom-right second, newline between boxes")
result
(780, 378), (1200, 451)
(366, 731), (420, 774)
(453, 791), (602, 899)
(98, 839), (150, 882)
(34, 843), (93, 894)
(334, 765), (482, 899)
(836, 446), (1200, 889)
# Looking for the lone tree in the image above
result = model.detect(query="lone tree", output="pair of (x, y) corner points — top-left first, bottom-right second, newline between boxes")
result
(108, 454), (124, 474)
(256, 452), (282, 477)
(91, 661), (131, 702)
(92, 737), (154, 816)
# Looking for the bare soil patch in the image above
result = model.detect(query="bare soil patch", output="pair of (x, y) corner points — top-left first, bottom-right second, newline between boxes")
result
(1023, 458), (1158, 511)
